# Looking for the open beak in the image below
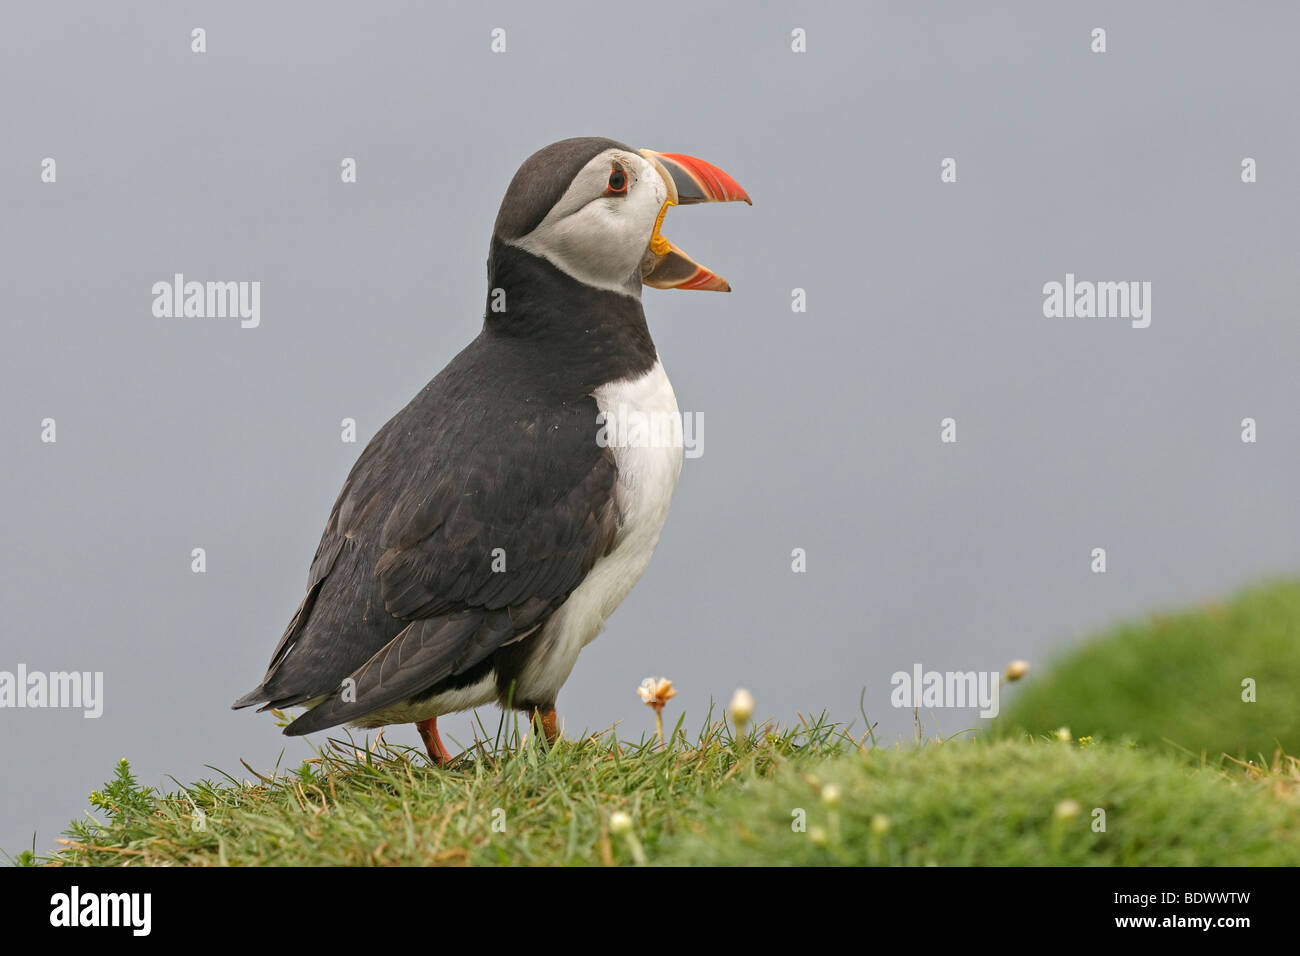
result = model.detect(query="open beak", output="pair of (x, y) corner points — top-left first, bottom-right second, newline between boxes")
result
(638, 149), (751, 292)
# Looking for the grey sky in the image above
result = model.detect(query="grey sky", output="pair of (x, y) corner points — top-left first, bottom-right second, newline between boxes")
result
(3, 2), (1298, 857)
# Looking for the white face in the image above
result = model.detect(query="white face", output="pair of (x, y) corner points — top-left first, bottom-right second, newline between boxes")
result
(509, 148), (669, 296)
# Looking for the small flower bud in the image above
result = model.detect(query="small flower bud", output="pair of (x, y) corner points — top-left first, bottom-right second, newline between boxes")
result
(1054, 799), (1081, 821)
(730, 687), (755, 724)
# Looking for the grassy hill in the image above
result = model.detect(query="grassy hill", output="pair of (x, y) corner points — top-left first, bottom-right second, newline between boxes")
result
(17, 580), (1300, 866)
(998, 579), (1300, 761)
(20, 730), (1300, 867)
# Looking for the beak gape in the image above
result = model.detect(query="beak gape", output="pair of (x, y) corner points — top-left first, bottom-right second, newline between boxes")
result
(638, 149), (751, 292)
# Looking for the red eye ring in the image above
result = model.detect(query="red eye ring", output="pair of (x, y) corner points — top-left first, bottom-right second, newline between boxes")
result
(606, 165), (628, 195)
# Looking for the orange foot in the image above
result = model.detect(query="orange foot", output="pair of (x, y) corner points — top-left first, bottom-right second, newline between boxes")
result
(415, 716), (453, 765)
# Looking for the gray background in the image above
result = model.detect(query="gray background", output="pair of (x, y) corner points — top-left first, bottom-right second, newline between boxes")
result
(3, 1), (1298, 857)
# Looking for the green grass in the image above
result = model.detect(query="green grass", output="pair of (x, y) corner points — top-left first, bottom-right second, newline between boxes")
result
(658, 737), (1300, 866)
(998, 579), (1300, 761)
(22, 712), (851, 867)
(17, 579), (1300, 866)
(18, 722), (1300, 867)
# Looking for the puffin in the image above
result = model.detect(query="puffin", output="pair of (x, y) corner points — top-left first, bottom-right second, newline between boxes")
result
(233, 137), (749, 763)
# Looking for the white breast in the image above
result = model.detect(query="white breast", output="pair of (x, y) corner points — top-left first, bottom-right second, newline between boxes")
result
(515, 358), (684, 704)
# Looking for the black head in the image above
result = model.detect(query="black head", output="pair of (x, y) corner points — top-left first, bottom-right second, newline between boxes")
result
(489, 136), (752, 298)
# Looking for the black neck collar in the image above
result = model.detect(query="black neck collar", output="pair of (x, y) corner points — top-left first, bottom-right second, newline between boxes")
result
(481, 237), (658, 392)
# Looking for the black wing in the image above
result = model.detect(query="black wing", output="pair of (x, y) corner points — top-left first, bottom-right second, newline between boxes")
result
(233, 338), (619, 733)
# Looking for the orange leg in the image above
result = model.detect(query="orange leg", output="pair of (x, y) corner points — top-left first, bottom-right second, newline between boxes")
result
(415, 717), (452, 765)
(537, 707), (559, 745)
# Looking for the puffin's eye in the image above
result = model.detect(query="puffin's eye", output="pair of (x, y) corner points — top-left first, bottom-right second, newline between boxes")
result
(606, 166), (628, 195)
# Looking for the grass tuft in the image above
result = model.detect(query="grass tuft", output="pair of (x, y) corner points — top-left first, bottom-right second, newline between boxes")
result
(28, 709), (854, 866)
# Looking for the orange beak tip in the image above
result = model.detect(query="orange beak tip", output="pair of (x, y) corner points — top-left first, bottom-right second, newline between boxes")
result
(649, 151), (752, 206)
